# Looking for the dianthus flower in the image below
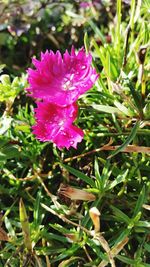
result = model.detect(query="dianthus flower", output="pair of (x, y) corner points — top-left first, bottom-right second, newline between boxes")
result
(27, 46), (98, 106)
(32, 101), (84, 149)
(80, 2), (92, 8)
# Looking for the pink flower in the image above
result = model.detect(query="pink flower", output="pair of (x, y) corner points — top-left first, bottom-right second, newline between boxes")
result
(80, 2), (92, 8)
(79, 0), (101, 9)
(26, 46), (98, 106)
(32, 101), (84, 149)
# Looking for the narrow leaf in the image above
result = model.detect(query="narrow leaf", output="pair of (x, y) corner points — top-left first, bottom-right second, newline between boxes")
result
(92, 104), (122, 115)
(126, 79), (143, 116)
(89, 20), (105, 44)
(19, 198), (32, 251)
(111, 206), (131, 224)
(133, 186), (146, 217)
(107, 169), (129, 190)
(108, 121), (140, 158)
(61, 164), (95, 188)
(33, 190), (42, 229)
(84, 32), (90, 53)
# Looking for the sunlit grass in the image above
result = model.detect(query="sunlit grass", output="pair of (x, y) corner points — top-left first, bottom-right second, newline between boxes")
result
(0, 0), (150, 266)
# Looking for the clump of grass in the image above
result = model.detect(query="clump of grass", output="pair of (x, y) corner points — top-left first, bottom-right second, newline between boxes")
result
(0, 0), (150, 266)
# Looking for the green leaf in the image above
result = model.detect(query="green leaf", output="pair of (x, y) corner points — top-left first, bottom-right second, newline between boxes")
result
(42, 232), (68, 243)
(61, 164), (95, 188)
(19, 198), (32, 251)
(94, 157), (102, 190)
(89, 20), (105, 44)
(113, 228), (131, 247)
(50, 244), (80, 263)
(98, 160), (111, 191)
(92, 104), (122, 115)
(111, 206), (131, 224)
(129, 212), (141, 228)
(135, 220), (150, 228)
(84, 32), (90, 53)
(15, 124), (30, 133)
(107, 169), (129, 190)
(0, 138), (8, 149)
(108, 121), (140, 159)
(92, 39), (106, 65)
(33, 190), (42, 229)
(36, 247), (65, 255)
(87, 238), (107, 261)
(0, 117), (12, 135)
(0, 145), (20, 160)
(105, 48), (118, 80)
(0, 74), (27, 102)
(114, 100), (133, 117)
(125, 79), (143, 116)
(116, 255), (137, 264)
(116, 0), (122, 57)
(58, 257), (82, 267)
(4, 217), (16, 240)
(133, 186), (146, 217)
(144, 242), (150, 253)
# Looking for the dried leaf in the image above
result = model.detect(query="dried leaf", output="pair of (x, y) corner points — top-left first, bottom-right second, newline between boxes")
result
(0, 227), (9, 241)
(58, 184), (96, 201)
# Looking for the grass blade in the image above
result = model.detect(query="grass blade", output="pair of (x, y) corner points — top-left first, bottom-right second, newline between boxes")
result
(92, 104), (122, 115)
(61, 164), (95, 188)
(133, 186), (146, 217)
(108, 121), (140, 158)
(19, 198), (32, 252)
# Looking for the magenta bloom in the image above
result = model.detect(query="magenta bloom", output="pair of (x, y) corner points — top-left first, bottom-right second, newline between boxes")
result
(32, 101), (84, 149)
(79, 0), (101, 8)
(80, 2), (92, 8)
(26, 46), (99, 149)
(27, 46), (98, 106)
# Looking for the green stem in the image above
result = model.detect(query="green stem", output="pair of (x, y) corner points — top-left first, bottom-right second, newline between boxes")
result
(116, 0), (122, 63)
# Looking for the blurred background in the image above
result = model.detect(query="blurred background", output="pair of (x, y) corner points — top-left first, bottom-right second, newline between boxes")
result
(0, 0), (130, 74)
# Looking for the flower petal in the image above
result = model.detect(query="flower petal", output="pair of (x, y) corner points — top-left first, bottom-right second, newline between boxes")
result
(32, 101), (83, 149)
(26, 46), (99, 106)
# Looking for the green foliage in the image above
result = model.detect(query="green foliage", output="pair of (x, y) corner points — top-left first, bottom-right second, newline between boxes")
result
(0, 0), (150, 266)
(0, 74), (27, 102)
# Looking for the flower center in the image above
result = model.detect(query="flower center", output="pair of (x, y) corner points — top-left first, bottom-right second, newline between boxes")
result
(63, 80), (72, 90)
(58, 120), (65, 126)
